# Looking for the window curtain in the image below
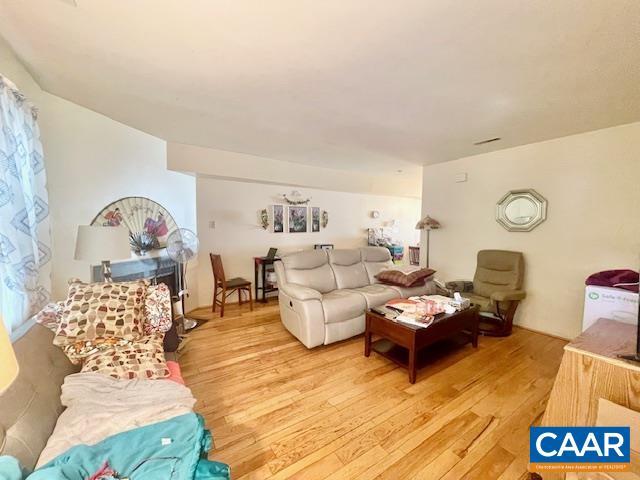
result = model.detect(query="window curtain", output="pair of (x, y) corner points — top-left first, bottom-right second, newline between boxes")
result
(0, 75), (51, 335)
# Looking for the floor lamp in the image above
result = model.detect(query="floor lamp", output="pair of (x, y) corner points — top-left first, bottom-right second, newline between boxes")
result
(415, 215), (441, 268)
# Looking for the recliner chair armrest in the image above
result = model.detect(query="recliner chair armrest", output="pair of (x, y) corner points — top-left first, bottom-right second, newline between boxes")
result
(279, 283), (322, 301)
(491, 289), (526, 302)
(445, 280), (474, 293)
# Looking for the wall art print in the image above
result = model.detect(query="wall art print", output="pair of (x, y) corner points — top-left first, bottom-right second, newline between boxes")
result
(288, 206), (308, 233)
(311, 207), (320, 232)
(91, 197), (178, 252)
(272, 204), (284, 233)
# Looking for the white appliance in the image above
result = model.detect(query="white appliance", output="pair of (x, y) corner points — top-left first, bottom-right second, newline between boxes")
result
(582, 285), (638, 331)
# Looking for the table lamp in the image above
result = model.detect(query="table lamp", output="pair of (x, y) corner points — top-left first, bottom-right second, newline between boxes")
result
(74, 225), (131, 281)
(0, 318), (18, 393)
(415, 215), (441, 268)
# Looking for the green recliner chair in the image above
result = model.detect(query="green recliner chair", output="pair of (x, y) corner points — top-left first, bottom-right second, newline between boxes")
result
(446, 249), (526, 336)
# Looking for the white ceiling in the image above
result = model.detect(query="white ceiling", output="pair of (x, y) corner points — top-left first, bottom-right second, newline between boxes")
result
(1, 0), (639, 173)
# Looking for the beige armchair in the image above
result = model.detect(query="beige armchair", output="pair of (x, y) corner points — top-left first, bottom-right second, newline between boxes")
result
(446, 250), (526, 336)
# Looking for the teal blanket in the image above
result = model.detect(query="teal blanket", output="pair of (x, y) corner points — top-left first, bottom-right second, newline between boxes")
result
(29, 414), (229, 480)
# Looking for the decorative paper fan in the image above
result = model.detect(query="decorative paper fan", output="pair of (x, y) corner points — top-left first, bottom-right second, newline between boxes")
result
(91, 197), (178, 251)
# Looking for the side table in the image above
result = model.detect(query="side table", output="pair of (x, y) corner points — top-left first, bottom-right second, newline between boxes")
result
(254, 256), (280, 303)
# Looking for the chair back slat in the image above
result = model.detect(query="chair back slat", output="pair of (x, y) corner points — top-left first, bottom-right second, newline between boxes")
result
(408, 246), (420, 266)
(210, 253), (226, 286)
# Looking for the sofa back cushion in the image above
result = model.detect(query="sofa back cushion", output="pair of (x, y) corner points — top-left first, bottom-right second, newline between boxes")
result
(281, 250), (337, 293)
(328, 249), (370, 289)
(360, 247), (394, 284)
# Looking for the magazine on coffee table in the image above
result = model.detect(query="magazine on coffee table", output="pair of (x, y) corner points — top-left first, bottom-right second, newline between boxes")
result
(383, 298), (438, 328)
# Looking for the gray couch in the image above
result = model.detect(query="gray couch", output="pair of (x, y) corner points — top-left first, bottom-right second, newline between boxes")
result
(0, 322), (180, 472)
(0, 324), (79, 471)
(274, 247), (435, 348)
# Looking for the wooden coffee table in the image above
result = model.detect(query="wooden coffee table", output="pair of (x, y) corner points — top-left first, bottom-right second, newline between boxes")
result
(364, 306), (480, 383)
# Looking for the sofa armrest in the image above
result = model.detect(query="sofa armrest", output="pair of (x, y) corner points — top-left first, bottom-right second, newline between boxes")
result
(491, 289), (526, 302)
(279, 283), (322, 301)
(445, 280), (474, 293)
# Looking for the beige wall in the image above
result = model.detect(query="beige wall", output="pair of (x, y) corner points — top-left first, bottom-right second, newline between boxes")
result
(0, 38), (197, 302)
(168, 142), (422, 199)
(422, 122), (640, 339)
(195, 176), (421, 306)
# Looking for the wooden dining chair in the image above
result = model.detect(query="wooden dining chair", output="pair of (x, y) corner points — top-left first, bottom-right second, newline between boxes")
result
(408, 246), (420, 266)
(210, 253), (253, 317)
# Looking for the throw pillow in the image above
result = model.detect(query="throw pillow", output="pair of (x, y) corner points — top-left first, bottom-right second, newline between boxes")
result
(34, 301), (65, 332)
(62, 337), (135, 365)
(81, 333), (170, 380)
(143, 283), (173, 334)
(375, 268), (436, 287)
(54, 279), (148, 347)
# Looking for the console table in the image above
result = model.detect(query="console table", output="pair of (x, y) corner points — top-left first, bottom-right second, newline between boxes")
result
(542, 318), (640, 427)
(254, 256), (280, 303)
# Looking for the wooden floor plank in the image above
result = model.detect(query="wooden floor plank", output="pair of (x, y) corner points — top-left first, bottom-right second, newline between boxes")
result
(182, 300), (565, 480)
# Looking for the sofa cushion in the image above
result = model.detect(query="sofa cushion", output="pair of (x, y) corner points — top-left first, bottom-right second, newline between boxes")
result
(360, 247), (394, 284)
(328, 249), (369, 289)
(321, 289), (367, 324)
(387, 281), (436, 298)
(281, 250), (337, 293)
(375, 268), (436, 287)
(80, 333), (170, 380)
(348, 284), (398, 308)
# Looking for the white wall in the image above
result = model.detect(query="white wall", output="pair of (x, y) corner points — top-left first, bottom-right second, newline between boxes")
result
(0, 38), (197, 302)
(168, 142), (422, 198)
(422, 122), (640, 339)
(195, 177), (421, 306)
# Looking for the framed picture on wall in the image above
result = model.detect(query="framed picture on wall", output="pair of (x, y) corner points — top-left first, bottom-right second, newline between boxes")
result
(288, 206), (308, 233)
(311, 207), (320, 232)
(271, 205), (284, 233)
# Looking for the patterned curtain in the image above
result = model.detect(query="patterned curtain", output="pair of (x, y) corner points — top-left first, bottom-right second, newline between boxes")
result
(0, 75), (51, 335)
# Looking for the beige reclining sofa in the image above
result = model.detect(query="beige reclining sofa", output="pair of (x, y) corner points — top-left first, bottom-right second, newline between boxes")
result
(274, 247), (435, 348)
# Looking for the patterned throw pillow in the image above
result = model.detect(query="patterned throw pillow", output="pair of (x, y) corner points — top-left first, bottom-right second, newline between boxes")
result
(54, 280), (148, 347)
(35, 301), (65, 332)
(375, 268), (436, 287)
(143, 283), (173, 334)
(62, 337), (135, 365)
(81, 333), (170, 380)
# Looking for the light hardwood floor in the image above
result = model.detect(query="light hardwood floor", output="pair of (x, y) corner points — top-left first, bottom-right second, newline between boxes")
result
(180, 300), (566, 480)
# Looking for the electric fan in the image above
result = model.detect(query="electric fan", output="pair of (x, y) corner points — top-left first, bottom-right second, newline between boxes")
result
(166, 228), (200, 330)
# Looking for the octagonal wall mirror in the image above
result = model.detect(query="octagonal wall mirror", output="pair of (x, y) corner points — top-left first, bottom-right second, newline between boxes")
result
(496, 189), (547, 232)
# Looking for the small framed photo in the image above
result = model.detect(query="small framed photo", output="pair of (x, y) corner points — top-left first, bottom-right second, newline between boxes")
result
(288, 206), (308, 233)
(311, 207), (320, 232)
(271, 205), (284, 233)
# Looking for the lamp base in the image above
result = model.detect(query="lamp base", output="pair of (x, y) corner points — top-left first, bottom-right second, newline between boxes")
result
(618, 353), (640, 363)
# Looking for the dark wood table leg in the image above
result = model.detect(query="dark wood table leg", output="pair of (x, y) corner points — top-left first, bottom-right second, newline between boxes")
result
(254, 259), (259, 301)
(261, 262), (267, 303)
(471, 311), (479, 348)
(408, 339), (417, 383)
(364, 317), (372, 357)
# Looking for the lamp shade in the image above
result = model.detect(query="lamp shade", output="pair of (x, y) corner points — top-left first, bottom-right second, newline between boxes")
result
(0, 318), (18, 392)
(74, 226), (131, 263)
(415, 215), (441, 230)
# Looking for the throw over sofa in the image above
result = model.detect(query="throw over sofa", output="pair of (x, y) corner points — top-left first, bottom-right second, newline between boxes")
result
(274, 247), (435, 348)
